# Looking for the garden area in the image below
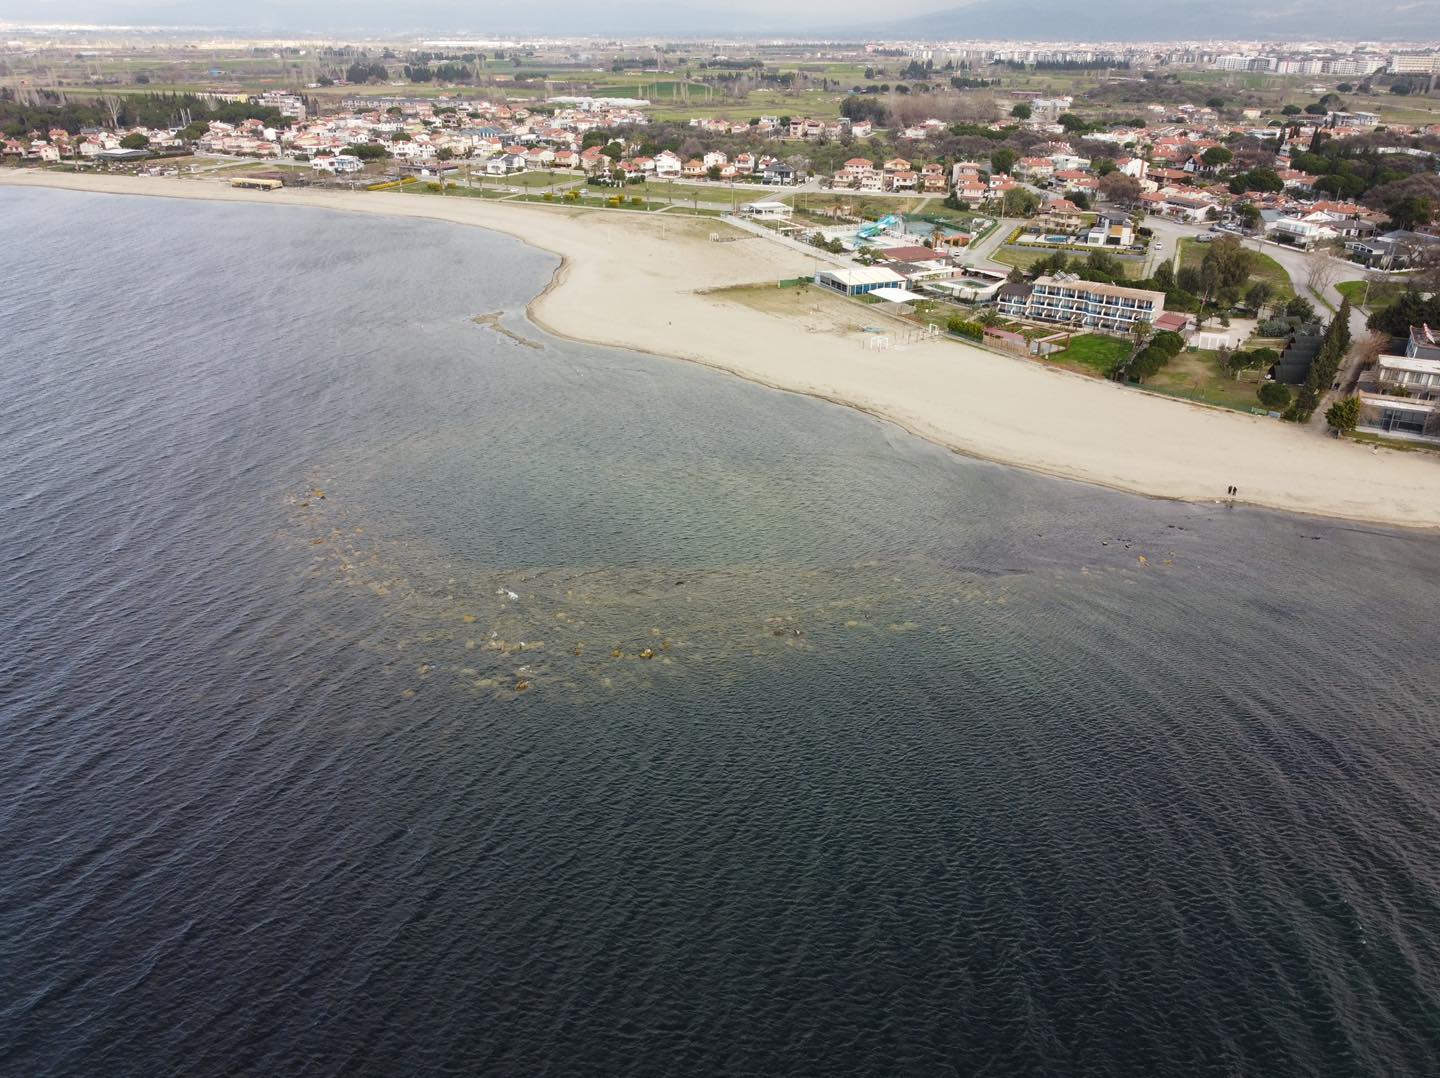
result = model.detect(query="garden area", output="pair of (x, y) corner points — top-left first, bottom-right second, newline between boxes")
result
(1051, 334), (1133, 375)
(1141, 348), (1277, 413)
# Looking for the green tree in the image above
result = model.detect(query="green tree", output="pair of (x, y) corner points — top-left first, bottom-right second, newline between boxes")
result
(1258, 381), (1291, 410)
(1201, 146), (1233, 168)
(1325, 396), (1361, 434)
(340, 143), (389, 160)
(1010, 103), (1032, 120)
(1002, 186), (1039, 217)
(118, 132), (149, 149)
(1286, 295), (1316, 321)
(990, 147), (1016, 176)
(1367, 287), (1440, 335)
(1197, 237), (1255, 306)
(1245, 280), (1274, 312)
(1385, 194), (1433, 232)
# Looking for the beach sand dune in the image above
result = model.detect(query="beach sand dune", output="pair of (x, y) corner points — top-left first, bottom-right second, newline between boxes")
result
(7, 169), (1439, 529)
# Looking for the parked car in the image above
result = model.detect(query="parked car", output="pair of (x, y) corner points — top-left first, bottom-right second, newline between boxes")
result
(1195, 233), (1215, 243)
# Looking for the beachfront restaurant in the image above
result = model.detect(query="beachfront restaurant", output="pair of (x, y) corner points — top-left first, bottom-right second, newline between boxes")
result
(814, 266), (906, 296)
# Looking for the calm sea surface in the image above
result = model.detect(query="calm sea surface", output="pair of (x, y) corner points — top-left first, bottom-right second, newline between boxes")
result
(3, 188), (1440, 1077)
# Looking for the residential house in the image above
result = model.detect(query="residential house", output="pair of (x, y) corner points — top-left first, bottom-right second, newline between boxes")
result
(762, 161), (797, 185)
(953, 179), (989, 205)
(888, 170), (919, 192)
(1035, 197), (1086, 232)
(1357, 325), (1440, 441)
(311, 153), (363, 174)
(1016, 156), (1055, 180)
(951, 161), (984, 187)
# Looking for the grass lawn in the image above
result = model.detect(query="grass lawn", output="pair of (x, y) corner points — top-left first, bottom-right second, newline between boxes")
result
(991, 246), (1057, 273)
(397, 184), (511, 200)
(1251, 250), (1297, 300)
(623, 181), (746, 207)
(500, 170), (583, 189)
(1336, 279), (1409, 308)
(1178, 238), (1295, 300)
(1054, 333), (1132, 375)
(1142, 349), (1270, 412)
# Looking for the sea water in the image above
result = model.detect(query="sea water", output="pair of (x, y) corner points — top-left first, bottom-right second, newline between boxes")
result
(2, 188), (1439, 1077)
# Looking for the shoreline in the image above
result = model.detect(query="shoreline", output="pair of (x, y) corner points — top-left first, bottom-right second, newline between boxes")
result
(7, 169), (1440, 531)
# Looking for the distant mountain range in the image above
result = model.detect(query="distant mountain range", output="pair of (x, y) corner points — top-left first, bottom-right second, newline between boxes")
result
(861, 0), (1440, 42)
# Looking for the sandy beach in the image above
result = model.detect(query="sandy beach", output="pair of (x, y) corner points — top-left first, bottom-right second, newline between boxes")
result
(6, 168), (1440, 529)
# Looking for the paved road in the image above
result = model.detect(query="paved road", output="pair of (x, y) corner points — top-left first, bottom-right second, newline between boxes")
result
(957, 218), (1024, 272)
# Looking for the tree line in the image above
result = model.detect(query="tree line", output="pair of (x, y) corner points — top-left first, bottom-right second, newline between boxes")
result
(0, 88), (287, 137)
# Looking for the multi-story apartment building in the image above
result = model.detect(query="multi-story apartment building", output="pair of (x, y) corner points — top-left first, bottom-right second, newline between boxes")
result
(997, 273), (1165, 333)
(1389, 52), (1440, 74)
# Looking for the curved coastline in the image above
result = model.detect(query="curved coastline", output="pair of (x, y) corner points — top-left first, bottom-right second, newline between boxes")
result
(6, 168), (1440, 531)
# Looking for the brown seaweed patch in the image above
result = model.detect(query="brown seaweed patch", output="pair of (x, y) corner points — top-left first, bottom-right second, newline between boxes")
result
(472, 312), (542, 349)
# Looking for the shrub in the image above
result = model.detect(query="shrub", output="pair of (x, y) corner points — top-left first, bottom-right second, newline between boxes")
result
(946, 316), (985, 341)
(1128, 344), (1173, 381)
(1150, 330), (1185, 357)
(1326, 395), (1361, 433)
(1284, 385), (1321, 422)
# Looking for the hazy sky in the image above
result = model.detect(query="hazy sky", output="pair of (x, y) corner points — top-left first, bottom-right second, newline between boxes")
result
(5, 0), (1438, 38)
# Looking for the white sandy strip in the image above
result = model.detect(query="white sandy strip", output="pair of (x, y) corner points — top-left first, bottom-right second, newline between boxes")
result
(7, 169), (1440, 529)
